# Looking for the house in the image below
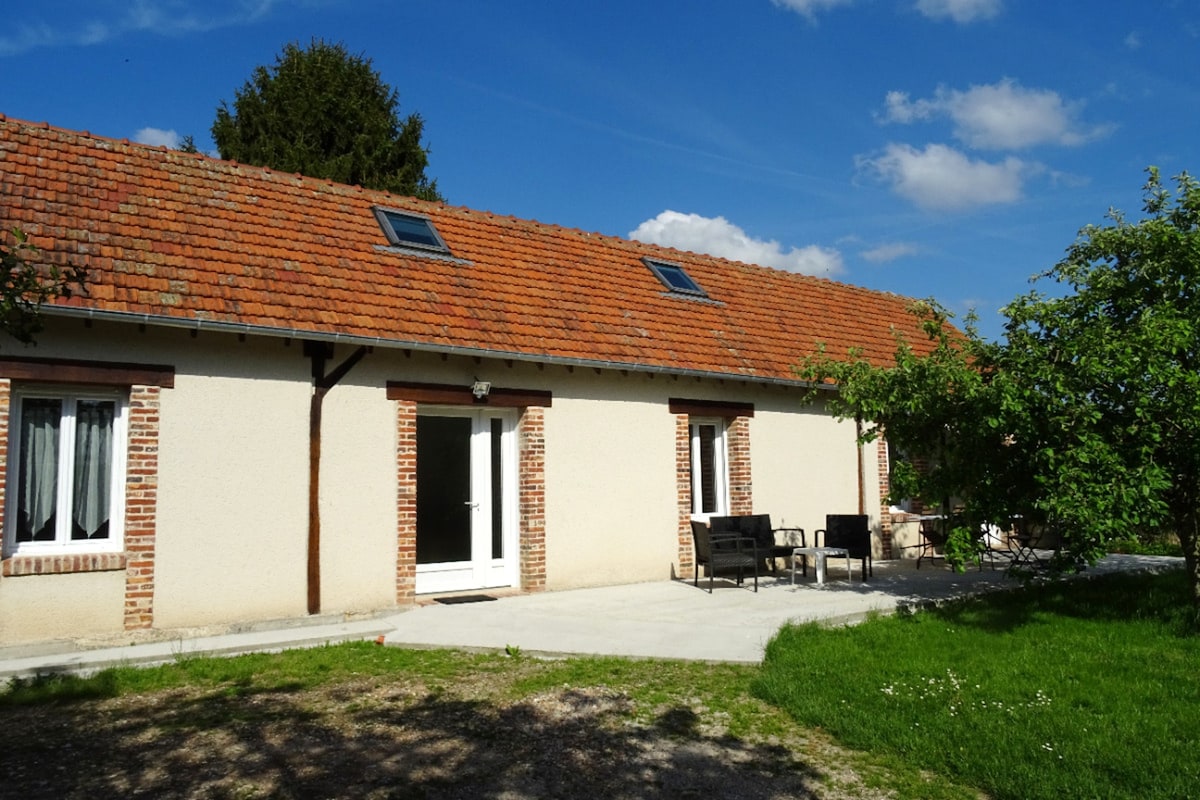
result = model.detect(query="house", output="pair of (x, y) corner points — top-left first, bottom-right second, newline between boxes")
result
(0, 116), (934, 647)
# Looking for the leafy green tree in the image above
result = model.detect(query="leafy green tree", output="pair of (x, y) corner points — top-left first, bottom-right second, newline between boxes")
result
(212, 39), (442, 201)
(1000, 168), (1200, 610)
(0, 228), (85, 345)
(797, 305), (1033, 570)
(800, 169), (1200, 616)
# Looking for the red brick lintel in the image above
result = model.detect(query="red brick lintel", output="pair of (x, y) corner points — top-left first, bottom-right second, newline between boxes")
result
(2, 552), (128, 577)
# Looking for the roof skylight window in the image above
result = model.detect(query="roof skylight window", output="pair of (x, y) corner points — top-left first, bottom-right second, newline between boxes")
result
(644, 258), (708, 298)
(373, 207), (450, 254)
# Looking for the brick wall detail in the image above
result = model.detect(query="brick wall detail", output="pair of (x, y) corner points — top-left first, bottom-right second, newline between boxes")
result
(123, 385), (160, 629)
(395, 400), (417, 604)
(877, 435), (894, 560)
(517, 406), (546, 592)
(727, 416), (753, 515)
(0, 380), (7, 555)
(674, 414), (693, 575)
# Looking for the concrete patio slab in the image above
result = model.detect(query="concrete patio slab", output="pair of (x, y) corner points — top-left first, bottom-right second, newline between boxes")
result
(0, 554), (1181, 679)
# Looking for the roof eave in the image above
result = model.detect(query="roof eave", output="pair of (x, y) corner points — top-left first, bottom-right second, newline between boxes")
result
(43, 306), (833, 391)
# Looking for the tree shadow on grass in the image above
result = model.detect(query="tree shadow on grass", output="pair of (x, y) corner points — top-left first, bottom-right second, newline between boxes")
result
(914, 568), (1191, 635)
(0, 682), (826, 798)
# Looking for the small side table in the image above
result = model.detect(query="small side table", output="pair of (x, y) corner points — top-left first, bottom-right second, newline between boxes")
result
(791, 546), (852, 585)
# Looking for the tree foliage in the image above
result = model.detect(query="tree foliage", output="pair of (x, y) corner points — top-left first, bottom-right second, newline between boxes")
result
(799, 169), (1200, 616)
(0, 228), (85, 345)
(212, 39), (442, 201)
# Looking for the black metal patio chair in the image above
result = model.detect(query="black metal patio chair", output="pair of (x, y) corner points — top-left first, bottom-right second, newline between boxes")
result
(710, 514), (805, 574)
(1007, 519), (1063, 570)
(813, 514), (873, 580)
(690, 520), (760, 593)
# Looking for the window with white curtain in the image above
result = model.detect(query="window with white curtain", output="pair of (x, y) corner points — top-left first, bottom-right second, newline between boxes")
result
(689, 418), (728, 519)
(6, 388), (127, 553)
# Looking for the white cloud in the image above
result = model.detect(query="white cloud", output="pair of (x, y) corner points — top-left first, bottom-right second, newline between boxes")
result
(858, 143), (1028, 211)
(0, 1), (302, 56)
(770, 0), (856, 21)
(630, 211), (843, 277)
(882, 79), (1110, 150)
(1124, 31), (1142, 50)
(134, 127), (182, 148)
(862, 242), (919, 263)
(914, 0), (1002, 23)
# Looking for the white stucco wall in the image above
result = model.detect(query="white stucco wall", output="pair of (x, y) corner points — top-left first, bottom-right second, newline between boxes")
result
(0, 321), (874, 645)
(153, 350), (311, 628)
(750, 393), (886, 557)
(749, 396), (861, 536)
(317, 372), (400, 612)
(0, 572), (125, 642)
(541, 386), (678, 588)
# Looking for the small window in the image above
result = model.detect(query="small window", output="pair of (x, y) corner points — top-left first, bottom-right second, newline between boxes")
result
(689, 419), (729, 518)
(373, 207), (450, 254)
(644, 258), (707, 297)
(5, 388), (127, 554)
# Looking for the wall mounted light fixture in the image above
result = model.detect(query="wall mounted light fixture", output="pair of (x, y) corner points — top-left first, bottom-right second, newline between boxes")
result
(471, 379), (492, 399)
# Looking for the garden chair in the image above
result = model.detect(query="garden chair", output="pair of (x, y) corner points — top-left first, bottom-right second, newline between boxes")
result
(813, 514), (873, 580)
(1007, 519), (1063, 570)
(918, 517), (994, 571)
(710, 514), (805, 574)
(690, 520), (759, 593)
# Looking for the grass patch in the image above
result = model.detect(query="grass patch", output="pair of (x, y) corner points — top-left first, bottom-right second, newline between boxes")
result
(0, 644), (476, 706)
(754, 568), (1200, 800)
(0, 642), (985, 798)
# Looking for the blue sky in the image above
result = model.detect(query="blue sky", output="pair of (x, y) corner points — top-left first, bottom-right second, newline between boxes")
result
(5, 0), (1200, 340)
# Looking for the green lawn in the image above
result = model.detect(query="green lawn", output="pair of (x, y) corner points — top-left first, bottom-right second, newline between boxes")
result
(3, 569), (1195, 799)
(754, 568), (1200, 800)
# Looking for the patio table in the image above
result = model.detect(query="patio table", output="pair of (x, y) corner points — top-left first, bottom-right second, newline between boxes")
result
(790, 546), (852, 585)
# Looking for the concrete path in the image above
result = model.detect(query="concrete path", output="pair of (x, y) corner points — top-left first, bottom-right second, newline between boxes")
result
(0, 554), (1180, 679)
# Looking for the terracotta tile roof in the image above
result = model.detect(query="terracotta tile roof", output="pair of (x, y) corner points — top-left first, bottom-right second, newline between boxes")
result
(0, 116), (937, 383)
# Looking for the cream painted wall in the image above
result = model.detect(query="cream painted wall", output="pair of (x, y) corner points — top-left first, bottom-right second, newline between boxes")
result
(152, 341), (312, 628)
(317, 373), (400, 612)
(748, 392), (886, 557)
(749, 399), (860, 536)
(542, 388), (679, 588)
(0, 572), (125, 643)
(0, 319), (876, 646)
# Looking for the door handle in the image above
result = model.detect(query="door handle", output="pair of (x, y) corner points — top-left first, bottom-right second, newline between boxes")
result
(463, 501), (479, 509)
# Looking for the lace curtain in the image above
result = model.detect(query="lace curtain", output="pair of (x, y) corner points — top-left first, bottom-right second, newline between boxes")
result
(73, 400), (114, 539)
(17, 399), (61, 541)
(16, 397), (114, 542)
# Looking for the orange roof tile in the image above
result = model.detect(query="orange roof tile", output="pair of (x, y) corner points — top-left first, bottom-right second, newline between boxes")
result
(0, 116), (938, 383)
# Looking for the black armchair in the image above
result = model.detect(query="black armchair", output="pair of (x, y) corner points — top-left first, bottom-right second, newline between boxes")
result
(814, 514), (873, 579)
(710, 514), (805, 573)
(690, 520), (759, 593)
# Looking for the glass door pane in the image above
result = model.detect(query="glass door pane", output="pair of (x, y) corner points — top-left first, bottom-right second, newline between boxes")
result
(416, 415), (473, 564)
(490, 417), (504, 559)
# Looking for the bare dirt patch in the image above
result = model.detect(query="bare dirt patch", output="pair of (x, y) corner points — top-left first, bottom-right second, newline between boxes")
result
(0, 665), (906, 799)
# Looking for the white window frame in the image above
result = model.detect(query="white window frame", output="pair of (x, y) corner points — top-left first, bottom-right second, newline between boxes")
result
(4, 386), (128, 556)
(689, 417), (729, 520)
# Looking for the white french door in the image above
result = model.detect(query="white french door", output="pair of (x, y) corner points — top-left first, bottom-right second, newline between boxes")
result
(414, 408), (518, 594)
(689, 418), (729, 521)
